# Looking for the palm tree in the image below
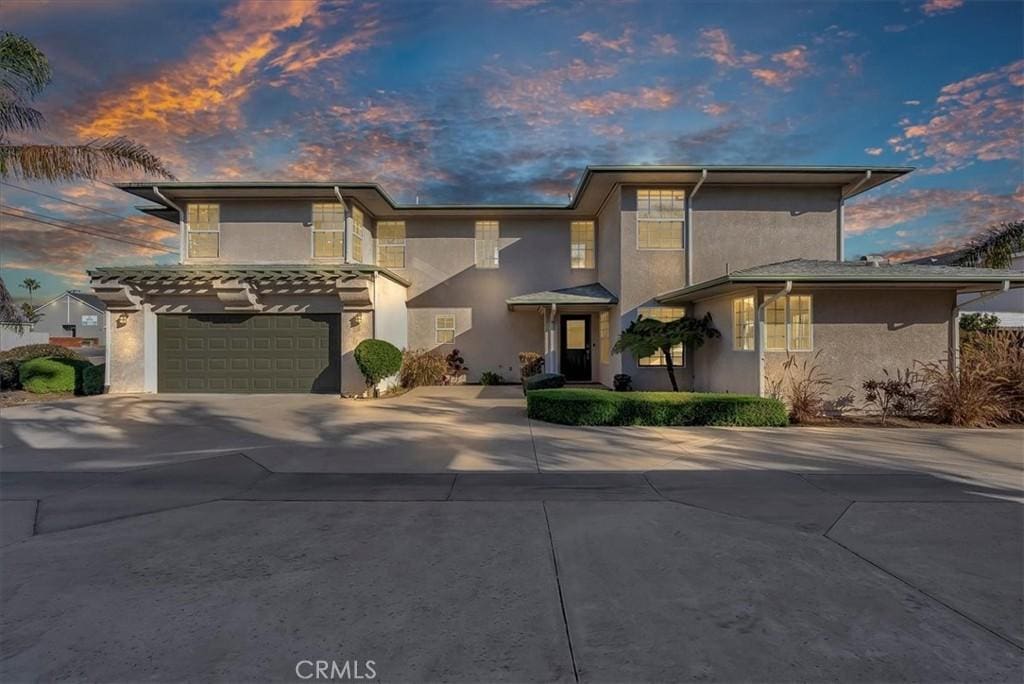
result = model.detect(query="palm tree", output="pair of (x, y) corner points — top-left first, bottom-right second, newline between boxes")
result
(957, 221), (1024, 269)
(19, 276), (39, 303)
(0, 32), (175, 181)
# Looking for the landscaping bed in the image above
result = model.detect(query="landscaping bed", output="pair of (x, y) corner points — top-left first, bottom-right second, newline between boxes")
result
(527, 388), (788, 427)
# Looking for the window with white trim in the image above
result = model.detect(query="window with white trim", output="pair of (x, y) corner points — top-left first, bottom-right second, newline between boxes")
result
(637, 306), (685, 367)
(767, 295), (814, 351)
(475, 220), (499, 268)
(351, 206), (365, 262)
(376, 221), (406, 268)
(637, 188), (684, 250)
(733, 296), (755, 351)
(435, 314), (456, 344)
(599, 310), (610, 364)
(186, 203), (219, 258)
(570, 220), (595, 269)
(311, 202), (344, 258)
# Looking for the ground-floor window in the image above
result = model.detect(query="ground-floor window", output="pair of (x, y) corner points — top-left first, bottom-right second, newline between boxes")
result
(766, 295), (813, 351)
(637, 306), (684, 367)
(733, 296), (755, 350)
(435, 314), (456, 344)
(599, 311), (610, 363)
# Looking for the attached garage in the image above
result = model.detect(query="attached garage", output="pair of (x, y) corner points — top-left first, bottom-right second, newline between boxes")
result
(157, 314), (340, 393)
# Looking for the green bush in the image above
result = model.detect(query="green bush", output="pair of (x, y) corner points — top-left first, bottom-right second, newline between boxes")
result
(19, 357), (92, 394)
(0, 344), (84, 363)
(479, 370), (503, 385)
(518, 351), (544, 379)
(523, 372), (565, 393)
(79, 363), (105, 396)
(527, 389), (789, 427)
(0, 360), (20, 390)
(354, 339), (403, 394)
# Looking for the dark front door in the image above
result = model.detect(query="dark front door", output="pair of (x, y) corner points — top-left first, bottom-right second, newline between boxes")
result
(560, 315), (591, 381)
(157, 314), (340, 393)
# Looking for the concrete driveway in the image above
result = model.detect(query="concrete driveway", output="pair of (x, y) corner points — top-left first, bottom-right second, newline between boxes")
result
(2, 387), (1022, 681)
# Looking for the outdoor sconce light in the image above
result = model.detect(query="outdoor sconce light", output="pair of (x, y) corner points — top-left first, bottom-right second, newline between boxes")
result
(116, 313), (129, 328)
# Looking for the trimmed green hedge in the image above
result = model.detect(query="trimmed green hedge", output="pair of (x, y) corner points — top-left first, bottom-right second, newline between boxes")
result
(0, 344), (84, 363)
(354, 339), (403, 389)
(19, 357), (90, 394)
(523, 372), (565, 394)
(80, 363), (105, 396)
(527, 389), (788, 427)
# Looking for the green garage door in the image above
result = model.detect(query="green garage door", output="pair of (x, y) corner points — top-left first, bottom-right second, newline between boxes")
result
(157, 314), (340, 393)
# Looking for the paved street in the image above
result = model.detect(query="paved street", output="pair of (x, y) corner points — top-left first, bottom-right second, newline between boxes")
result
(1, 388), (1022, 681)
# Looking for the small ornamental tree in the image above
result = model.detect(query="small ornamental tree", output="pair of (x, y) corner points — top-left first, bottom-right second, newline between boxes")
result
(353, 339), (402, 397)
(612, 312), (720, 391)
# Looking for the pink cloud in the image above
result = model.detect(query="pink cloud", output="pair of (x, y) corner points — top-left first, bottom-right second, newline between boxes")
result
(865, 147), (883, 156)
(578, 28), (634, 54)
(921, 0), (964, 15)
(702, 102), (730, 117)
(751, 45), (811, 88)
(569, 87), (676, 116)
(845, 186), (1023, 236)
(887, 59), (1023, 172)
(696, 28), (760, 68)
(650, 34), (679, 56)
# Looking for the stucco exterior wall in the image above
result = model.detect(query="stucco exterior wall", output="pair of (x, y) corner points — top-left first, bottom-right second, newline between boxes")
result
(342, 310), (373, 395)
(763, 287), (954, 406)
(184, 200), (329, 265)
(597, 188), (622, 387)
(690, 186), (839, 284)
(402, 216), (603, 382)
(691, 292), (760, 395)
(107, 308), (147, 393)
(32, 295), (105, 340)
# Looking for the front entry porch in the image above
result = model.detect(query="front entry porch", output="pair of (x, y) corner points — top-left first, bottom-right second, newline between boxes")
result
(506, 282), (618, 383)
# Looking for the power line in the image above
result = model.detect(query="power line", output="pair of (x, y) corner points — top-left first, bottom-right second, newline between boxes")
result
(0, 180), (178, 235)
(1, 206), (177, 254)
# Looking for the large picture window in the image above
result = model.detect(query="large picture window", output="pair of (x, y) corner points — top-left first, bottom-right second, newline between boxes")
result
(637, 306), (685, 367)
(186, 203), (220, 258)
(766, 295), (814, 352)
(570, 221), (596, 269)
(475, 220), (500, 268)
(637, 188), (684, 250)
(376, 221), (406, 268)
(312, 203), (344, 258)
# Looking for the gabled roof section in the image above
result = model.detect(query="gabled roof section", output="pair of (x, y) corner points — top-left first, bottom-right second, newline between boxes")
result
(117, 164), (912, 221)
(33, 290), (106, 313)
(658, 258), (1024, 304)
(507, 282), (618, 308)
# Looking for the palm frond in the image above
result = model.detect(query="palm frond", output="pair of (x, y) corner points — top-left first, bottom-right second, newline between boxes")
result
(957, 221), (1024, 269)
(0, 99), (44, 134)
(0, 277), (25, 324)
(0, 137), (176, 181)
(0, 32), (51, 100)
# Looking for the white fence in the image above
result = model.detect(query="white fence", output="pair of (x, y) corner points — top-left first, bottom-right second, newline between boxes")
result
(0, 324), (50, 351)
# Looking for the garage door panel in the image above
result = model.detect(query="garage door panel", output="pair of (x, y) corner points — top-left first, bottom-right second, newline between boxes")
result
(158, 314), (340, 394)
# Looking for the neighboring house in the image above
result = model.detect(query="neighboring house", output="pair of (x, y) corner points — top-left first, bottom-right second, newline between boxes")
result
(907, 250), (1024, 329)
(90, 166), (1023, 396)
(32, 291), (106, 344)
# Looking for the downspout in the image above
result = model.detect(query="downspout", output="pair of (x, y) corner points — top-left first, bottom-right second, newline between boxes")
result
(949, 280), (1010, 371)
(549, 303), (558, 374)
(838, 171), (871, 262)
(333, 186), (347, 396)
(757, 281), (792, 397)
(333, 186), (350, 263)
(685, 169), (708, 286)
(152, 186), (184, 264)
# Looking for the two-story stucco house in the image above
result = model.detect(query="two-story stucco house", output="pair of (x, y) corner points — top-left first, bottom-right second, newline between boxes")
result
(90, 165), (1023, 398)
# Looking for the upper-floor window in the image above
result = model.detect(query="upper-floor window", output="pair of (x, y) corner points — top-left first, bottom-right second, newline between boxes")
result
(637, 306), (685, 367)
(570, 220), (596, 269)
(637, 188), (684, 250)
(766, 295), (813, 351)
(351, 206), (366, 262)
(311, 202), (344, 259)
(436, 314), (456, 344)
(376, 221), (406, 268)
(733, 296), (755, 351)
(475, 220), (499, 269)
(186, 203), (219, 258)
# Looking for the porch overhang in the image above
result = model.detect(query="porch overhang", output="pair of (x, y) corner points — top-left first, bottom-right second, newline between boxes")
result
(506, 282), (618, 311)
(657, 259), (1024, 305)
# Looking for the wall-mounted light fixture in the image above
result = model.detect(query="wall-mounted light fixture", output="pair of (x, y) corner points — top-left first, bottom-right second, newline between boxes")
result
(116, 313), (129, 328)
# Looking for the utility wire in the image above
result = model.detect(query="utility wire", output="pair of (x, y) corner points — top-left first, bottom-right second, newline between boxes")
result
(0, 180), (178, 235)
(1, 206), (176, 254)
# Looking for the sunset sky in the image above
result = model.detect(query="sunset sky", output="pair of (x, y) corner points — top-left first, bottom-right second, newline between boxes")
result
(1, 0), (1021, 299)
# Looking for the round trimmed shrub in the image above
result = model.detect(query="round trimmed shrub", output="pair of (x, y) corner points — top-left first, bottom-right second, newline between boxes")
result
(354, 339), (403, 393)
(19, 357), (91, 394)
(0, 344), (84, 364)
(0, 360), (21, 390)
(79, 363), (105, 396)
